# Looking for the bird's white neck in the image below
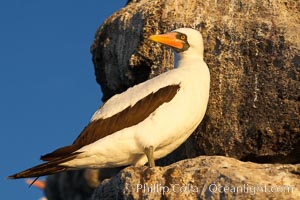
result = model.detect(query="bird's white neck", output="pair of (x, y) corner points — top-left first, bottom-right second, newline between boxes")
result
(177, 52), (205, 70)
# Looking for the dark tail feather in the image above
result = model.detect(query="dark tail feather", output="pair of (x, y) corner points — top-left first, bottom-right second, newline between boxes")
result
(40, 145), (77, 161)
(8, 153), (79, 179)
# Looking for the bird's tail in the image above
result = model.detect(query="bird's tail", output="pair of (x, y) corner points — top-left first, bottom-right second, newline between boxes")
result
(8, 153), (79, 179)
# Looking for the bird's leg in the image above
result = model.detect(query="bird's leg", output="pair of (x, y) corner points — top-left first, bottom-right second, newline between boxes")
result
(145, 146), (155, 168)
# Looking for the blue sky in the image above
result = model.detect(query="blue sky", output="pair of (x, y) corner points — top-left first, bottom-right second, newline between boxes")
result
(0, 0), (126, 199)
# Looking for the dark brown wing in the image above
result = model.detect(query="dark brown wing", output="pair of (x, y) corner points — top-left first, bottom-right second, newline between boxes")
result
(41, 84), (180, 161)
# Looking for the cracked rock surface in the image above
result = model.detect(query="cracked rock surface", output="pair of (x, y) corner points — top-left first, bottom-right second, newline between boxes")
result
(92, 156), (300, 200)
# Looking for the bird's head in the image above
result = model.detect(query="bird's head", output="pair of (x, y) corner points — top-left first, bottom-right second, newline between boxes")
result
(149, 28), (204, 59)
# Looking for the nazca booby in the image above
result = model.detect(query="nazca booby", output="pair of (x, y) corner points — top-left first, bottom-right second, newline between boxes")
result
(8, 28), (210, 179)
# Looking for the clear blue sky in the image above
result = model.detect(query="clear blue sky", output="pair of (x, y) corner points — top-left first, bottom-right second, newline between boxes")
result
(0, 1), (126, 199)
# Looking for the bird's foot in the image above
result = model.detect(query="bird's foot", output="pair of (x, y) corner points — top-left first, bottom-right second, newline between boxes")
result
(145, 146), (155, 168)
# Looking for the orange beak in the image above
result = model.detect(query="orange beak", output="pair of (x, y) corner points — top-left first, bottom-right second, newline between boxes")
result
(149, 32), (184, 49)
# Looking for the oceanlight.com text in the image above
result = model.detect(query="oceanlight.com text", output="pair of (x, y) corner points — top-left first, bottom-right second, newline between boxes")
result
(208, 183), (295, 196)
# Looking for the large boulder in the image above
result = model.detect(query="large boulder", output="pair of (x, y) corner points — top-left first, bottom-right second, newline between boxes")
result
(91, 0), (300, 164)
(92, 156), (300, 200)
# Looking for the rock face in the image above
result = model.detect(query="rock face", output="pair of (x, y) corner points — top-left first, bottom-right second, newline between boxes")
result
(91, 0), (300, 164)
(45, 0), (300, 199)
(92, 156), (300, 200)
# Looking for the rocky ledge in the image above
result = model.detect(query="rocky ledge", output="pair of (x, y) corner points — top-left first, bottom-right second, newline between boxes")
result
(92, 156), (300, 200)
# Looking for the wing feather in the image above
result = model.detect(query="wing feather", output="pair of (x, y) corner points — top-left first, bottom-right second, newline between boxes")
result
(41, 84), (180, 161)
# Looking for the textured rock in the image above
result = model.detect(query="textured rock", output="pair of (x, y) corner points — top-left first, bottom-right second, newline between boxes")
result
(91, 0), (300, 164)
(92, 156), (300, 200)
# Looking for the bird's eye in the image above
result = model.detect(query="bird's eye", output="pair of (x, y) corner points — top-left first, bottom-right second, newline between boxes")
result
(180, 35), (186, 40)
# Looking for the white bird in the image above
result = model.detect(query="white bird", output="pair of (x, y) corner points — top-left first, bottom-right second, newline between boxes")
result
(8, 28), (210, 179)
